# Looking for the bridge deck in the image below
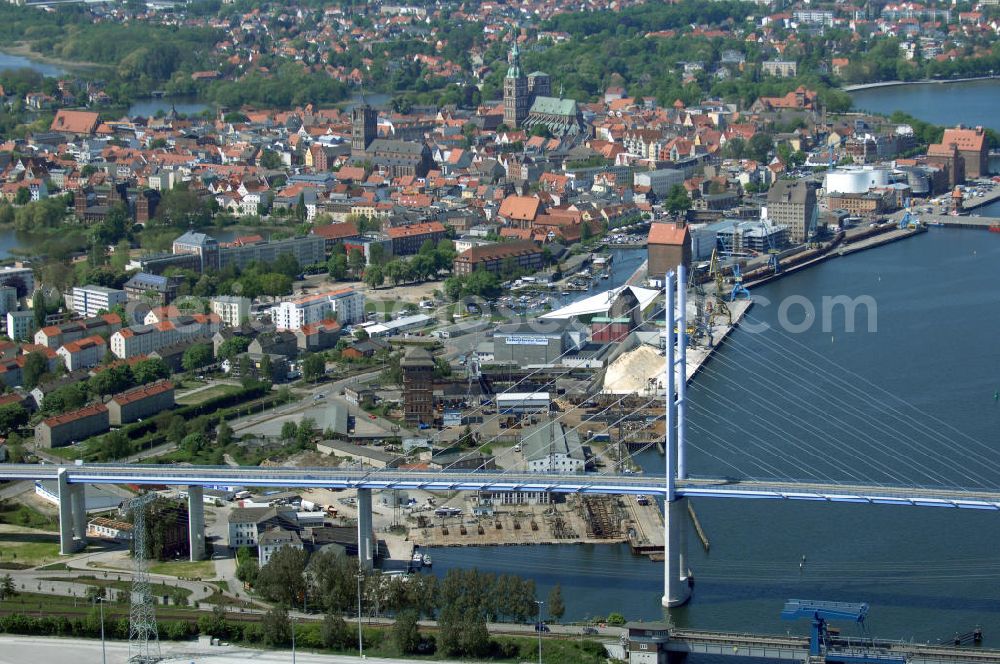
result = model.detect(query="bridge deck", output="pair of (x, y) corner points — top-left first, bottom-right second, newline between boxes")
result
(3, 464), (1000, 508)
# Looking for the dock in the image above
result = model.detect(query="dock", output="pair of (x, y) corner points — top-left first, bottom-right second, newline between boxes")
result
(665, 629), (1000, 664)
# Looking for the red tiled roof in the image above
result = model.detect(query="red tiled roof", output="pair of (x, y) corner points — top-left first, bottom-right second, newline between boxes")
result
(386, 221), (445, 239)
(110, 380), (174, 407)
(42, 402), (107, 428)
(648, 223), (690, 246)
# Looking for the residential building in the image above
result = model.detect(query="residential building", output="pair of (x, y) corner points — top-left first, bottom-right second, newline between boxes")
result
(34, 314), (121, 349)
(766, 180), (818, 244)
(109, 314), (221, 359)
(402, 346), (435, 426)
(6, 310), (35, 341)
(56, 335), (107, 371)
(295, 319), (341, 352)
(72, 285), (127, 318)
(107, 380), (175, 426)
(35, 403), (109, 448)
(312, 221), (360, 253)
(124, 272), (179, 306)
(87, 517), (133, 542)
(269, 288), (365, 330)
(453, 240), (544, 277)
(647, 222), (692, 276)
(0, 286), (17, 318)
(386, 221), (446, 256)
(633, 169), (686, 198)
(522, 420), (586, 473)
(210, 295), (251, 327)
(0, 266), (34, 297)
(762, 60), (798, 77)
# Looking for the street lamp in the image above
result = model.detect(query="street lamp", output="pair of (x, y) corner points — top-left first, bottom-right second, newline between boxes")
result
(291, 615), (296, 664)
(534, 600), (544, 664)
(93, 595), (107, 664)
(357, 570), (365, 659)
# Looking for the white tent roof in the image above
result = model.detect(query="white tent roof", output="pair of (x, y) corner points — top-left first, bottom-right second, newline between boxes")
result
(541, 285), (660, 320)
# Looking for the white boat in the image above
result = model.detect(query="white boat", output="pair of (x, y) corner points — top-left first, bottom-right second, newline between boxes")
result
(422, 554), (432, 567)
(411, 552), (424, 566)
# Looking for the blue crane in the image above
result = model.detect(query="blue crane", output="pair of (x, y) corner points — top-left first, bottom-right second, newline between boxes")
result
(781, 599), (906, 664)
(729, 264), (751, 302)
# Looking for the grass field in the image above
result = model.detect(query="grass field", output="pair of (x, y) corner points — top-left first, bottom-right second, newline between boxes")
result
(176, 384), (242, 405)
(0, 501), (58, 531)
(38, 576), (192, 600)
(147, 559), (216, 580)
(0, 525), (66, 568)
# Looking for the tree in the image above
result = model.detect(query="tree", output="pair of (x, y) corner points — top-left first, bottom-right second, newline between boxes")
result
(256, 546), (309, 607)
(280, 421), (298, 441)
(261, 606), (291, 646)
(327, 254), (348, 280)
(294, 193), (307, 223)
(89, 365), (134, 396)
(0, 574), (15, 600)
(393, 609), (422, 654)
(22, 351), (48, 389)
(182, 343), (214, 372)
(747, 133), (774, 163)
(364, 265), (384, 289)
(132, 357), (170, 384)
(0, 404), (27, 434)
(14, 187), (30, 206)
(259, 148), (283, 170)
(547, 584), (565, 623)
(348, 248), (366, 276)
(103, 431), (131, 460)
(368, 242), (386, 266)
(217, 337), (251, 361)
(259, 354), (273, 381)
(321, 613), (352, 649)
(664, 184), (691, 215)
(301, 353), (325, 382)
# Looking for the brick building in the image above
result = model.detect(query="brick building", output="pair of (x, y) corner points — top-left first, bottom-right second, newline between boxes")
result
(453, 240), (545, 277)
(647, 222), (692, 277)
(108, 380), (175, 426)
(35, 403), (109, 449)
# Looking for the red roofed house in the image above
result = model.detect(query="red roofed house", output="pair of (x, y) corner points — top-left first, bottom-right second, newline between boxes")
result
(107, 380), (175, 426)
(648, 222), (692, 276)
(929, 126), (988, 179)
(312, 221), (360, 253)
(386, 221), (446, 255)
(498, 195), (542, 229)
(35, 403), (109, 448)
(56, 335), (107, 371)
(50, 110), (100, 137)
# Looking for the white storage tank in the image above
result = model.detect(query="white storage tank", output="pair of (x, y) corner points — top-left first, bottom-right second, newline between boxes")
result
(824, 167), (889, 194)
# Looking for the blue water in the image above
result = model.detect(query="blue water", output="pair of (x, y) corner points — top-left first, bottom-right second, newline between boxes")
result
(423, 228), (1000, 652)
(849, 79), (1000, 131)
(0, 50), (65, 77)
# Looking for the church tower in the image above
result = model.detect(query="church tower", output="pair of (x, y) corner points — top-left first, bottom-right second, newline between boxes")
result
(351, 102), (377, 157)
(503, 31), (529, 129)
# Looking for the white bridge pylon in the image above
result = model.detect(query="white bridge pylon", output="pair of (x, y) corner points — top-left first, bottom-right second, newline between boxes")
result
(663, 266), (692, 608)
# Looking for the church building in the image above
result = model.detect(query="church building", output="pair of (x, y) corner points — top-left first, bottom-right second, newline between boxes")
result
(503, 31), (588, 139)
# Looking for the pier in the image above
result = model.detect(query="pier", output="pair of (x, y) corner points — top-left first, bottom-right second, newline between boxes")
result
(661, 629), (1000, 664)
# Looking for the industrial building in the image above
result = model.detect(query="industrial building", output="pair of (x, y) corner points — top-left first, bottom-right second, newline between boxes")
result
(402, 346), (435, 426)
(522, 419), (586, 473)
(766, 180), (818, 244)
(492, 320), (585, 366)
(647, 222), (692, 277)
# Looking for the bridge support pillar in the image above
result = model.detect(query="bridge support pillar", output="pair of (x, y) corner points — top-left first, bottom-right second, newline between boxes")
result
(357, 488), (374, 571)
(71, 483), (87, 549)
(662, 497), (691, 608)
(57, 469), (81, 555)
(187, 485), (205, 561)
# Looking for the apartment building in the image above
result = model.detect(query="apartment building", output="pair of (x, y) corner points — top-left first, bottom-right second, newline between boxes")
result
(109, 313), (221, 359)
(6, 311), (34, 341)
(386, 221), (447, 256)
(270, 288), (364, 331)
(107, 380), (175, 425)
(55, 335), (107, 371)
(35, 403), (109, 449)
(210, 295), (252, 327)
(35, 314), (122, 349)
(452, 240), (545, 277)
(71, 285), (127, 318)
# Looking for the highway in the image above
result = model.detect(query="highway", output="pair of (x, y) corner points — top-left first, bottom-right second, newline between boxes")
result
(4, 464), (1000, 508)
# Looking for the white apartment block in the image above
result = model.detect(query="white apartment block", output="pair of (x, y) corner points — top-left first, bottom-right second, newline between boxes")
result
(210, 295), (252, 327)
(0, 286), (17, 317)
(270, 288), (364, 331)
(109, 314), (220, 359)
(72, 285), (127, 318)
(6, 310), (34, 341)
(56, 334), (107, 371)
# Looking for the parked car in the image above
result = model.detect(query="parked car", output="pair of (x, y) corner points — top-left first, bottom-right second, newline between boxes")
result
(582, 627), (599, 635)
(534, 623), (551, 632)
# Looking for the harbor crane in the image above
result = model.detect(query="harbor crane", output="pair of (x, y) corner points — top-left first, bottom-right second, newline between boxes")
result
(728, 264), (751, 302)
(780, 599), (905, 664)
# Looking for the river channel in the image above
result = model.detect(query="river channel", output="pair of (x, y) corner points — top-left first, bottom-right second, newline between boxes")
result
(423, 228), (1000, 651)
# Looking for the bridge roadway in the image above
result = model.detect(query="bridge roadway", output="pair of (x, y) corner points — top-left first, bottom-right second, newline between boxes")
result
(4, 464), (1000, 509)
(671, 629), (1000, 664)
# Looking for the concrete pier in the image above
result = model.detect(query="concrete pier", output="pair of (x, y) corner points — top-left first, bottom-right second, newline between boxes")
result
(356, 488), (373, 570)
(57, 469), (74, 555)
(187, 485), (205, 561)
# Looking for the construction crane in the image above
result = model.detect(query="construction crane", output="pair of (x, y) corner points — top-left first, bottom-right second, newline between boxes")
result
(708, 248), (732, 326)
(780, 599), (905, 664)
(729, 264), (751, 302)
(897, 210), (919, 230)
(760, 220), (782, 275)
(124, 492), (161, 664)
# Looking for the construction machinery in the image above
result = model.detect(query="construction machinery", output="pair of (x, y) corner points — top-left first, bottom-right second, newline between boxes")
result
(780, 599), (905, 664)
(728, 264), (751, 302)
(708, 248), (732, 326)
